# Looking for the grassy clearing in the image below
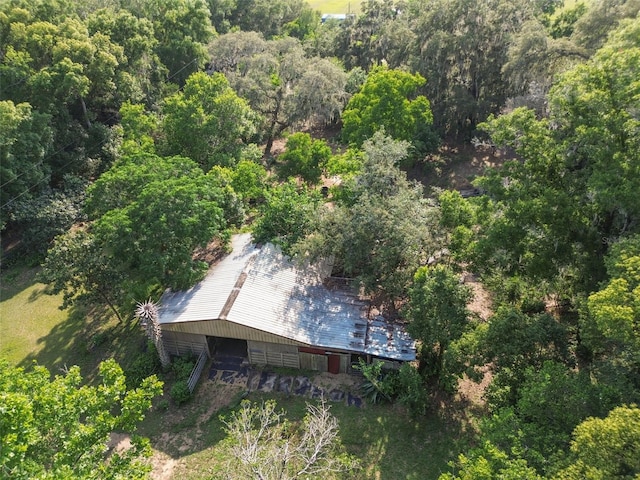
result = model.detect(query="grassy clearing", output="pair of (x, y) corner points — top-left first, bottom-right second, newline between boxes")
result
(139, 380), (475, 479)
(0, 265), (145, 380)
(308, 0), (361, 14)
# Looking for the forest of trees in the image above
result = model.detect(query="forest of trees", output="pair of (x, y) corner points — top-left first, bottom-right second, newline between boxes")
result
(1, 0), (639, 477)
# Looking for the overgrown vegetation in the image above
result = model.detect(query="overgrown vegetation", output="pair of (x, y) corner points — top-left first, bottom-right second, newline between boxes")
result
(2, 0), (640, 478)
(169, 354), (197, 406)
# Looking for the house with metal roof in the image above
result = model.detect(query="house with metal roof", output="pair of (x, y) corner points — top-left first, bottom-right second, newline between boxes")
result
(158, 233), (416, 374)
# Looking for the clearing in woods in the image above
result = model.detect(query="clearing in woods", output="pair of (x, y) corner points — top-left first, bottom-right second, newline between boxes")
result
(308, 0), (361, 14)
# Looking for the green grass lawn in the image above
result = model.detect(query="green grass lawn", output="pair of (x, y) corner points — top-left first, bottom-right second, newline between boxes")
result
(0, 265), (143, 380)
(308, 0), (361, 14)
(0, 267), (71, 366)
(139, 383), (475, 479)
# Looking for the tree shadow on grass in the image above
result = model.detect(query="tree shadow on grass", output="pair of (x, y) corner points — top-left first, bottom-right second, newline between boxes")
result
(18, 302), (145, 382)
(0, 266), (40, 303)
(333, 398), (473, 480)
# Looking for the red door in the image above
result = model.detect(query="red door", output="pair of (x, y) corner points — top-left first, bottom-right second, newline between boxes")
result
(328, 354), (340, 374)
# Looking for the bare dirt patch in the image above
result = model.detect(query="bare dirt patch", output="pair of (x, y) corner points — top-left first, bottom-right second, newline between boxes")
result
(149, 450), (178, 480)
(464, 272), (493, 322)
(456, 365), (493, 409)
(409, 142), (512, 192)
(107, 432), (133, 454)
(146, 379), (247, 480)
(312, 372), (362, 393)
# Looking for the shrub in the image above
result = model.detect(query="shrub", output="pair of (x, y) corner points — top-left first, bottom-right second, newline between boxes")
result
(170, 380), (192, 406)
(125, 341), (162, 388)
(395, 363), (429, 416)
(354, 359), (396, 404)
(172, 354), (196, 381)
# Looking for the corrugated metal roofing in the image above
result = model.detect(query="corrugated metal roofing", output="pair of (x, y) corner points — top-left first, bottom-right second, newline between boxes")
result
(159, 234), (258, 323)
(158, 234), (415, 361)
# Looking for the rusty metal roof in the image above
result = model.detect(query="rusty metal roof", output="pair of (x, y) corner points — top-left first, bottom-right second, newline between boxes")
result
(159, 233), (415, 361)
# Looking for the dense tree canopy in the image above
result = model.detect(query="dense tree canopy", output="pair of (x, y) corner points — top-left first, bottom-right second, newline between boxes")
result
(469, 16), (640, 299)
(276, 132), (331, 185)
(252, 179), (320, 255)
(0, 100), (52, 227)
(293, 132), (443, 312)
(87, 153), (242, 290)
(408, 0), (537, 135)
(555, 405), (640, 479)
(405, 265), (473, 389)
(160, 71), (258, 169)
(208, 31), (347, 154)
(341, 65), (435, 156)
(3, 1), (640, 477)
(0, 358), (162, 479)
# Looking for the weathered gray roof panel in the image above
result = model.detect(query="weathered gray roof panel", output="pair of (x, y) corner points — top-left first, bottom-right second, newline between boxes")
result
(158, 234), (415, 361)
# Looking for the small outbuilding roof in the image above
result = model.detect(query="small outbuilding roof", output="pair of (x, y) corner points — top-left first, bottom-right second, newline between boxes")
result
(159, 233), (415, 362)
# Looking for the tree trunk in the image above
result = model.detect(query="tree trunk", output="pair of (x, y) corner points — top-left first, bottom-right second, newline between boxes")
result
(80, 97), (92, 129)
(264, 134), (274, 156)
(100, 291), (124, 324)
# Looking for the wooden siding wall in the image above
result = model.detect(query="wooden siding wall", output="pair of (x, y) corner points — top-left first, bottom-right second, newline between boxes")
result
(248, 341), (300, 369)
(162, 320), (303, 347)
(163, 322), (353, 373)
(163, 330), (208, 357)
(340, 354), (351, 373)
(299, 352), (328, 371)
(298, 351), (350, 373)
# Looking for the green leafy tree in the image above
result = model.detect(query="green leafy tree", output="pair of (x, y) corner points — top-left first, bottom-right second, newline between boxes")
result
(39, 228), (126, 322)
(570, 0), (640, 53)
(554, 405), (640, 480)
(0, 6), (137, 186)
(293, 132), (443, 312)
(515, 362), (607, 465)
(134, 0), (214, 85)
(0, 358), (162, 479)
(324, 147), (365, 179)
(84, 153), (203, 218)
(277, 132), (331, 185)
(335, 0), (412, 70)
(580, 235), (640, 405)
(474, 18), (640, 301)
(220, 0), (318, 39)
(89, 155), (240, 290)
(478, 307), (572, 410)
(161, 71), (258, 169)
(228, 159), (270, 206)
(440, 441), (542, 480)
(586, 235), (640, 351)
(86, 7), (167, 105)
(341, 65), (435, 156)
(0, 100), (52, 228)
(502, 18), (589, 105)
(549, 2), (588, 39)
(9, 175), (86, 259)
(117, 101), (159, 155)
(444, 361), (612, 478)
(405, 265), (473, 389)
(42, 151), (243, 316)
(438, 190), (478, 264)
(408, 0), (536, 135)
(208, 32), (347, 154)
(252, 179), (320, 255)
